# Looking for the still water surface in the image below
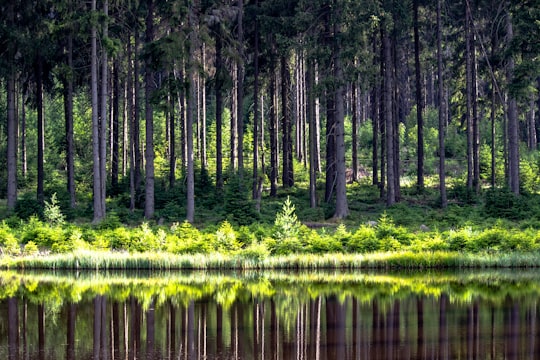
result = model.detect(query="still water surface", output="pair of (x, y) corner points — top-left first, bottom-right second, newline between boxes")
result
(0, 269), (539, 359)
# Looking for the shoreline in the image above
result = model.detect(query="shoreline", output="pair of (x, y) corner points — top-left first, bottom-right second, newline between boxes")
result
(2, 250), (540, 270)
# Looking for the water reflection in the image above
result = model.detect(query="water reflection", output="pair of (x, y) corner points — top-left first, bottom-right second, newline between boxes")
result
(1, 270), (540, 359)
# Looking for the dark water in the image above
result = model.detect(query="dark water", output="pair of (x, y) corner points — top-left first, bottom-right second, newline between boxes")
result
(0, 269), (539, 359)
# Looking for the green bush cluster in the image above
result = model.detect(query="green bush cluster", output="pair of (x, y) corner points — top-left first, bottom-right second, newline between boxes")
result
(1, 197), (540, 259)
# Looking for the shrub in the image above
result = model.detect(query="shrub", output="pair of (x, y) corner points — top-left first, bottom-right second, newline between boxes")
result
(484, 188), (527, 220)
(375, 213), (413, 245)
(500, 230), (536, 251)
(408, 234), (449, 252)
(2, 236), (21, 256)
(21, 217), (64, 248)
(273, 196), (302, 241)
(128, 223), (159, 252)
(347, 225), (379, 253)
(467, 227), (506, 252)
(15, 196), (43, 220)
(238, 241), (270, 261)
(44, 193), (65, 226)
(216, 221), (242, 253)
(333, 224), (351, 247)
(307, 231), (342, 254)
(23, 241), (39, 256)
(445, 228), (470, 251)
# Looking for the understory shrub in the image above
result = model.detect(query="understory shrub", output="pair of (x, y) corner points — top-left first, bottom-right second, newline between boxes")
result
(347, 225), (379, 253)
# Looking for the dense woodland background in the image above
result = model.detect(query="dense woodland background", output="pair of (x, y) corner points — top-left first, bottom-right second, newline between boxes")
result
(0, 0), (539, 225)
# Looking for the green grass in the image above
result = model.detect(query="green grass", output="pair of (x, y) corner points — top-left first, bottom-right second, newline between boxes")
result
(3, 250), (540, 270)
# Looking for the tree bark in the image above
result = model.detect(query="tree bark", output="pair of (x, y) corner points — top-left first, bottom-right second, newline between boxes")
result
(91, 0), (103, 221)
(168, 87), (176, 188)
(383, 25), (395, 206)
(237, 0), (245, 174)
(437, 0), (447, 208)
(352, 79), (359, 181)
(36, 54), (45, 205)
(281, 55), (294, 188)
(100, 0), (108, 216)
(7, 67), (17, 210)
(215, 25), (224, 191)
(64, 31), (76, 208)
(111, 58), (120, 193)
(333, 11), (349, 219)
(414, 0), (424, 193)
(270, 47), (279, 197)
(144, 0), (155, 219)
(252, 0), (260, 200)
(465, 2), (474, 191)
(307, 59), (317, 208)
(506, 10), (520, 195)
(186, 2), (198, 222)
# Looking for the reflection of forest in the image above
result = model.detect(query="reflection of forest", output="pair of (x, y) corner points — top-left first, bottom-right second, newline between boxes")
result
(0, 270), (539, 359)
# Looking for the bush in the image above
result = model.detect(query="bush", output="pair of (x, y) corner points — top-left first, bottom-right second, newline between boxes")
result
(347, 225), (379, 253)
(408, 234), (449, 252)
(375, 213), (413, 245)
(23, 241), (39, 256)
(238, 241), (270, 261)
(484, 188), (527, 220)
(15, 196), (43, 220)
(216, 221), (242, 253)
(21, 217), (64, 248)
(44, 193), (65, 226)
(307, 231), (342, 254)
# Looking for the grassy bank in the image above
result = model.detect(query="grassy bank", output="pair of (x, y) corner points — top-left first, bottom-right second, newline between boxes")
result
(3, 249), (540, 270)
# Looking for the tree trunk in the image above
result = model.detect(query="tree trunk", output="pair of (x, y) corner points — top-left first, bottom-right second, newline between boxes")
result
(111, 58), (120, 193)
(21, 91), (27, 179)
(270, 52), (279, 197)
(465, 3), (474, 191)
(100, 0), (108, 216)
(186, 2), (198, 222)
(506, 11), (520, 195)
(528, 96), (537, 150)
(352, 79), (359, 181)
(252, 0), (260, 200)
(91, 0), (104, 221)
(437, 0), (447, 208)
(383, 25), (395, 206)
(215, 26), (224, 191)
(168, 87), (176, 188)
(414, 0), (424, 193)
(144, 0), (155, 219)
(36, 55), (45, 205)
(64, 31), (76, 208)
(333, 11), (349, 219)
(7, 68), (17, 210)
(307, 59), (317, 208)
(281, 55), (294, 188)
(237, 0), (245, 174)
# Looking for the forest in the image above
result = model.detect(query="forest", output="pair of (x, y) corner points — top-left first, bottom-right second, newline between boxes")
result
(0, 0), (539, 243)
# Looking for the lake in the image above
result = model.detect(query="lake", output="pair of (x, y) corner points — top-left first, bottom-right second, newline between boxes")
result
(0, 269), (538, 359)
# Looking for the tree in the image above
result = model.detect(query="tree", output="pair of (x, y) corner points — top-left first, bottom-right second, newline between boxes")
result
(437, 0), (447, 208)
(414, 0), (424, 193)
(506, 8), (519, 195)
(144, 0), (156, 219)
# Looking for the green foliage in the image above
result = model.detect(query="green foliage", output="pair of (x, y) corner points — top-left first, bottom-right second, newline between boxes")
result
(44, 193), (65, 226)
(0, 224), (21, 256)
(347, 225), (379, 253)
(216, 221), (242, 253)
(14, 195), (44, 220)
(484, 188), (527, 219)
(23, 241), (39, 256)
(273, 196), (301, 241)
(238, 241), (270, 261)
(375, 212), (413, 245)
(21, 217), (64, 248)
